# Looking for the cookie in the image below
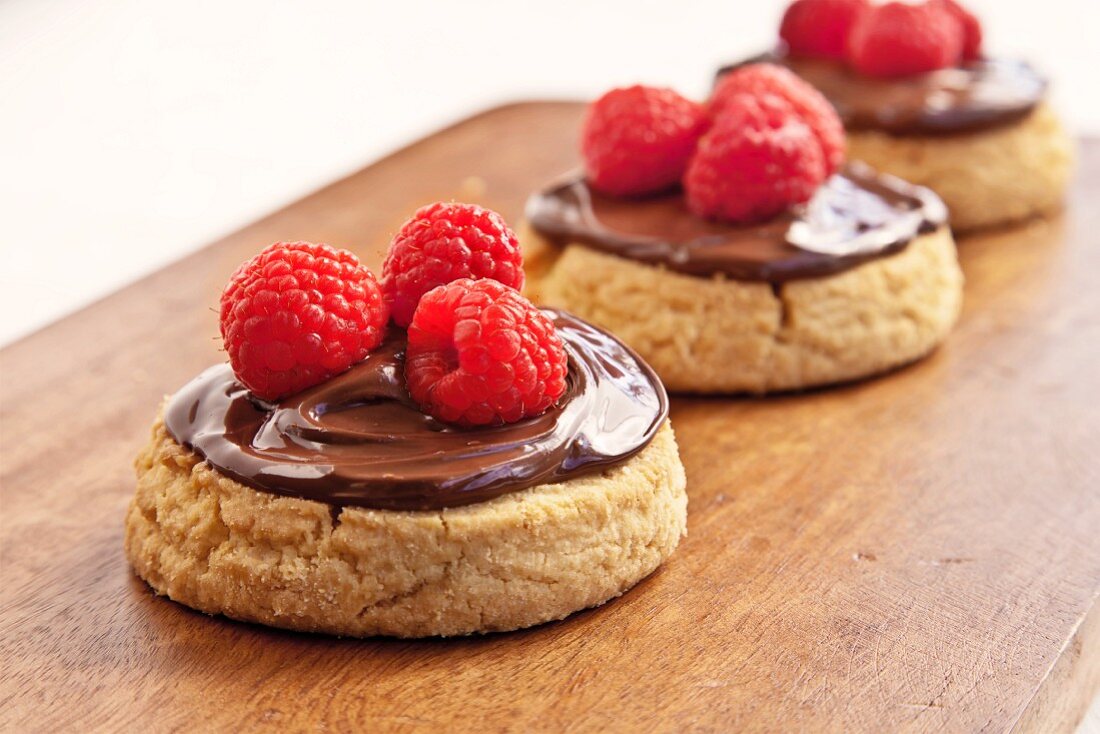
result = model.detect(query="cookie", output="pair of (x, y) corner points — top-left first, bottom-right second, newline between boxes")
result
(715, 45), (1074, 232)
(522, 224), (963, 394)
(125, 417), (687, 638)
(847, 103), (1073, 232)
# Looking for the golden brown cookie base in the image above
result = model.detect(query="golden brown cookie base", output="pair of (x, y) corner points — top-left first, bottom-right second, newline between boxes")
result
(125, 418), (687, 638)
(522, 226), (963, 394)
(847, 103), (1073, 232)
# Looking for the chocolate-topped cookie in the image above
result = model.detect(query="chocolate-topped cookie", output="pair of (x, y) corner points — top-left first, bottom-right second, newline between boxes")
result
(125, 205), (688, 638)
(715, 0), (1072, 231)
(521, 69), (963, 393)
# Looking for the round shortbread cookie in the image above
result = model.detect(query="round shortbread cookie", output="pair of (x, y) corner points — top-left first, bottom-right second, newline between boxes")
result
(846, 103), (1073, 232)
(125, 417), (687, 638)
(522, 226), (963, 394)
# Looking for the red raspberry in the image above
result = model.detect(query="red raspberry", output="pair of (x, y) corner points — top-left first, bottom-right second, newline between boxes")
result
(684, 94), (826, 223)
(779, 0), (870, 61)
(581, 85), (707, 197)
(711, 63), (845, 175)
(404, 279), (568, 427)
(381, 202), (524, 328)
(220, 241), (388, 400)
(847, 1), (964, 78)
(937, 0), (982, 61)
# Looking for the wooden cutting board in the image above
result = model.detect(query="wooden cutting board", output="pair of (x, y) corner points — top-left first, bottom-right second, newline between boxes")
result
(2, 102), (1098, 733)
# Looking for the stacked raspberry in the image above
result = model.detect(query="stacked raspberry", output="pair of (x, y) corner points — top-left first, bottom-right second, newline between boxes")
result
(219, 203), (566, 428)
(780, 0), (983, 77)
(581, 64), (844, 223)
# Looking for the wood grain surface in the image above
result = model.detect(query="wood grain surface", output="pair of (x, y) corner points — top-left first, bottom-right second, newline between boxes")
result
(2, 103), (1098, 733)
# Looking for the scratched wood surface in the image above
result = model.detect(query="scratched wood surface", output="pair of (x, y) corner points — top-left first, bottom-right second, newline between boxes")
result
(2, 103), (1098, 733)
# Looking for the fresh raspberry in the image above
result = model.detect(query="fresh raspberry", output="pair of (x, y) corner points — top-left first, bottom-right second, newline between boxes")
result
(937, 0), (982, 61)
(684, 94), (826, 223)
(220, 241), (388, 400)
(779, 0), (869, 61)
(381, 202), (524, 328)
(847, 1), (964, 78)
(581, 85), (707, 197)
(404, 279), (568, 427)
(711, 63), (845, 175)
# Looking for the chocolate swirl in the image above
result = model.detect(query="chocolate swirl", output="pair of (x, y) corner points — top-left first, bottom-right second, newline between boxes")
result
(164, 311), (667, 511)
(525, 163), (946, 282)
(717, 53), (1047, 135)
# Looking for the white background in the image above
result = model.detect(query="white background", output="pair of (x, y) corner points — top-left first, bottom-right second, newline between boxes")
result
(2, 0), (1099, 347)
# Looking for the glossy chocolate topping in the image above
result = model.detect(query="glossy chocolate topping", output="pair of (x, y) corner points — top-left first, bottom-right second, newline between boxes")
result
(717, 52), (1047, 135)
(164, 311), (667, 511)
(526, 163), (946, 282)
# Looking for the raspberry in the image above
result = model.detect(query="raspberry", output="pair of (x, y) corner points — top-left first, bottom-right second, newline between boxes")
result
(847, 1), (964, 78)
(381, 202), (524, 328)
(684, 94), (826, 223)
(711, 63), (845, 175)
(779, 0), (869, 61)
(219, 241), (388, 400)
(581, 85), (707, 197)
(937, 0), (982, 61)
(404, 279), (568, 427)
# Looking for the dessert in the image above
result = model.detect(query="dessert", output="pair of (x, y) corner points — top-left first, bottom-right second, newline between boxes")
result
(716, 0), (1073, 231)
(521, 69), (964, 393)
(125, 204), (687, 638)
